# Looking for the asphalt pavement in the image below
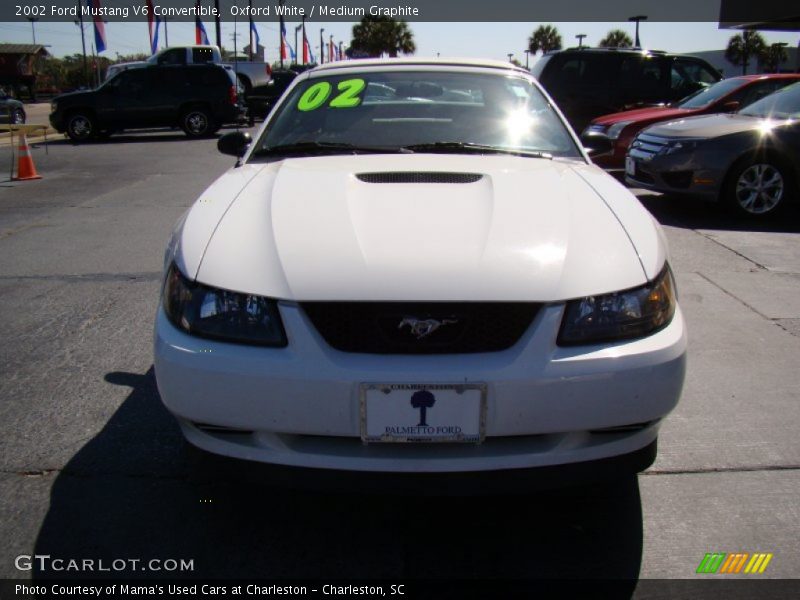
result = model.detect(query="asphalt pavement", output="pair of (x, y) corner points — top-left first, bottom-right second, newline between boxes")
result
(0, 131), (798, 591)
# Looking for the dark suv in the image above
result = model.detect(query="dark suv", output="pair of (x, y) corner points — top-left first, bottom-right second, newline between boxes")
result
(50, 64), (243, 142)
(532, 48), (722, 133)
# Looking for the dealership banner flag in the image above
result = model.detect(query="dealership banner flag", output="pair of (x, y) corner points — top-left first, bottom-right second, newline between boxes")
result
(195, 0), (210, 45)
(250, 20), (260, 54)
(146, 0), (161, 54)
(303, 32), (314, 64)
(280, 18), (294, 61)
(86, 0), (107, 52)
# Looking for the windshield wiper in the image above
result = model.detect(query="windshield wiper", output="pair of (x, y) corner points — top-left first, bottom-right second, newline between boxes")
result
(254, 141), (408, 157)
(402, 142), (553, 159)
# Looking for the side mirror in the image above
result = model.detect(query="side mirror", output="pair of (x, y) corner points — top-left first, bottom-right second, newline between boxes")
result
(581, 134), (613, 156)
(721, 100), (740, 113)
(217, 131), (252, 158)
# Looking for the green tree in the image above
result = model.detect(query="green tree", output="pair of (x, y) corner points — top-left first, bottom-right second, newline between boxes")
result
(758, 42), (789, 73)
(114, 52), (149, 63)
(36, 56), (66, 91)
(350, 16), (416, 58)
(598, 29), (633, 49)
(58, 54), (89, 90)
(528, 24), (562, 55)
(725, 30), (767, 75)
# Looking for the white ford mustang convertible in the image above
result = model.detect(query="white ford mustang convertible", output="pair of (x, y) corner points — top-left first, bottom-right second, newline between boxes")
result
(154, 58), (686, 486)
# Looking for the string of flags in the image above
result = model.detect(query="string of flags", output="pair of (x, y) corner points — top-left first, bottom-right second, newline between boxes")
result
(90, 0), (350, 64)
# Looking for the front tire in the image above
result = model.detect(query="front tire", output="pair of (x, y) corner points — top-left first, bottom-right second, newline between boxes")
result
(11, 108), (25, 125)
(724, 156), (794, 217)
(65, 112), (95, 142)
(181, 107), (215, 138)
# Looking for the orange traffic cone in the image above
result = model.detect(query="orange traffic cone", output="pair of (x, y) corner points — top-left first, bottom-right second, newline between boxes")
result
(14, 132), (42, 181)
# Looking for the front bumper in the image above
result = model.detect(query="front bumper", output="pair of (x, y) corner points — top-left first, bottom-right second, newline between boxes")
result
(154, 302), (687, 473)
(49, 112), (66, 133)
(624, 148), (722, 198)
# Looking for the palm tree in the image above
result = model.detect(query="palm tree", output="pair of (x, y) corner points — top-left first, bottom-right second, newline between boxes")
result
(528, 25), (562, 55)
(598, 30), (633, 49)
(410, 390), (435, 427)
(759, 42), (789, 73)
(350, 16), (416, 58)
(725, 30), (767, 75)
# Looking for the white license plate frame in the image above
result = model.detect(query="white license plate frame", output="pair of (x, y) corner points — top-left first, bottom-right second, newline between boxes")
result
(360, 383), (487, 444)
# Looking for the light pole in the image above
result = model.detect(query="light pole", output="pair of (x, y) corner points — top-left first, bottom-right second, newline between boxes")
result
(319, 28), (325, 64)
(28, 18), (38, 45)
(628, 15), (647, 48)
(74, 14), (88, 88)
(214, 0), (221, 48)
(295, 25), (302, 66)
(524, 49), (530, 69)
(301, 16), (306, 64)
(507, 53), (513, 63)
(576, 33), (587, 49)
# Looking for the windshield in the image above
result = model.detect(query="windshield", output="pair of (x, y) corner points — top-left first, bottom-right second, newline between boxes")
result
(739, 82), (800, 119)
(252, 70), (581, 159)
(678, 78), (744, 109)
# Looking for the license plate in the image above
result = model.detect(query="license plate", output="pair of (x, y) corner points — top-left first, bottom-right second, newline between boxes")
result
(360, 383), (486, 443)
(625, 156), (636, 176)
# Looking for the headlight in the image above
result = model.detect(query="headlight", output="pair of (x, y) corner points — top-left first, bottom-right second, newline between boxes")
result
(606, 120), (633, 140)
(558, 266), (676, 346)
(660, 139), (700, 155)
(162, 263), (287, 347)
(582, 123), (607, 137)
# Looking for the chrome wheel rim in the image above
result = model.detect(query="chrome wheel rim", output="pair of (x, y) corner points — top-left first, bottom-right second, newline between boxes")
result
(186, 112), (208, 134)
(69, 116), (91, 138)
(12, 110), (24, 124)
(735, 163), (784, 214)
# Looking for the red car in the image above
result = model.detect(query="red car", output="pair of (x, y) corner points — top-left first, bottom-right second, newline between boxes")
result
(581, 74), (800, 170)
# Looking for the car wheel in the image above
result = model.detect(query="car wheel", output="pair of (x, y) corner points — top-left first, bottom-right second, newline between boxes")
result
(181, 108), (215, 138)
(11, 108), (25, 125)
(66, 112), (95, 142)
(725, 157), (793, 217)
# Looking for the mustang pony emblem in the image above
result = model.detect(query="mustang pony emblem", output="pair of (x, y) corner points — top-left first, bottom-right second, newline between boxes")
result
(398, 317), (458, 340)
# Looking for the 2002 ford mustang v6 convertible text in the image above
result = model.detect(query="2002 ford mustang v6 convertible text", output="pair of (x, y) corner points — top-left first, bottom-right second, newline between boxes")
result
(154, 59), (686, 487)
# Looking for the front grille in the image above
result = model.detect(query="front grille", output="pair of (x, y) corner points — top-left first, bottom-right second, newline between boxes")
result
(629, 133), (669, 160)
(301, 302), (540, 354)
(356, 172), (483, 184)
(631, 166), (655, 185)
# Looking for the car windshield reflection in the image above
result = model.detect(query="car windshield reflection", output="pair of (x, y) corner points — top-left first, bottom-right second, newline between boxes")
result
(252, 71), (581, 160)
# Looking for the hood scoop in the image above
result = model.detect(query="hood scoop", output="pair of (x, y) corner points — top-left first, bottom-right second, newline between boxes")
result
(356, 172), (483, 184)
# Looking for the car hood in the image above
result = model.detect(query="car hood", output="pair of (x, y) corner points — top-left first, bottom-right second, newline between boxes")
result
(53, 90), (95, 104)
(640, 113), (767, 139)
(176, 154), (661, 302)
(592, 106), (691, 126)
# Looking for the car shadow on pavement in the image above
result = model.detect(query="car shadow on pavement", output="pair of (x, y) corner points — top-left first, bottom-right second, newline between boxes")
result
(637, 192), (800, 234)
(41, 126), (248, 146)
(32, 367), (643, 588)
(44, 133), (205, 146)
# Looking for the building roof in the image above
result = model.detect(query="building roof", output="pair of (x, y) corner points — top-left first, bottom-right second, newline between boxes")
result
(0, 44), (49, 56)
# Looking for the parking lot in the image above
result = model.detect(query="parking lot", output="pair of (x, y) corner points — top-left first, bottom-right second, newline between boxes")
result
(0, 128), (799, 586)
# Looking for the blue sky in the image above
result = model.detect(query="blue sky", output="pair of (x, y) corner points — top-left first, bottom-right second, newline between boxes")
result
(0, 20), (797, 63)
